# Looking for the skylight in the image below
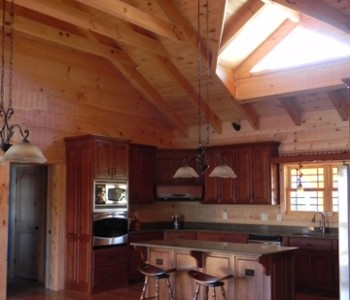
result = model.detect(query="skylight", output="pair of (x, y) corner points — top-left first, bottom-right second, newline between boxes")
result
(251, 26), (350, 73)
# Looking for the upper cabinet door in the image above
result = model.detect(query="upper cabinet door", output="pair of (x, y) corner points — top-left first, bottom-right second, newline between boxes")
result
(94, 138), (129, 180)
(235, 142), (280, 205)
(155, 149), (200, 184)
(129, 144), (156, 204)
(204, 147), (236, 204)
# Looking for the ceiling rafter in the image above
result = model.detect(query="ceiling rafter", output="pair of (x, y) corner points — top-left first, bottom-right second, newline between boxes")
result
(154, 0), (212, 67)
(216, 65), (260, 129)
(12, 12), (189, 137)
(73, 0), (182, 42)
(279, 96), (302, 126)
(232, 19), (298, 79)
(220, 0), (265, 54)
(271, 0), (350, 35)
(11, 0), (169, 57)
(151, 54), (223, 134)
(327, 89), (349, 121)
(234, 59), (350, 101)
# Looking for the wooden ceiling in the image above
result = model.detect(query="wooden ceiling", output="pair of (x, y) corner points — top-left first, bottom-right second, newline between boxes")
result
(5, 0), (350, 138)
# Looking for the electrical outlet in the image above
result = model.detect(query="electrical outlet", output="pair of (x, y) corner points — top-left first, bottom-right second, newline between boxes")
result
(223, 210), (228, 220)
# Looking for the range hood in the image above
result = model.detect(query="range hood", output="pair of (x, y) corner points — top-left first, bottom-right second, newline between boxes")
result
(156, 184), (202, 201)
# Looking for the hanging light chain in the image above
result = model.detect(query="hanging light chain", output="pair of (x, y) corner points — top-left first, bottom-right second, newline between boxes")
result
(197, 0), (202, 147)
(205, 0), (210, 147)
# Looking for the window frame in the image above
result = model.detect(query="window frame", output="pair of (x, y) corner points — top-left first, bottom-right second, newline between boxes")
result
(283, 162), (340, 217)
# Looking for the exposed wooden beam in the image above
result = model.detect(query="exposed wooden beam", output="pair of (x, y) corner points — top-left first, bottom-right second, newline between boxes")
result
(210, 0), (227, 70)
(232, 19), (298, 79)
(328, 89), (349, 121)
(271, 0), (350, 35)
(234, 59), (350, 101)
(220, 0), (265, 53)
(279, 97), (302, 126)
(240, 103), (260, 130)
(155, 0), (211, 67)
(11, 0), (168, 57)
(216, 65), (260, 129)
(13, 13), (132, 64)
(152, 54), (223, 134)
(13, 13), (189, 136)
(73, 0), (182, 42)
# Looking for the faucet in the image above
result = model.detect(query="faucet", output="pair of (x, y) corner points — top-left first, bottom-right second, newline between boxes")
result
(311, 212), (326, 234)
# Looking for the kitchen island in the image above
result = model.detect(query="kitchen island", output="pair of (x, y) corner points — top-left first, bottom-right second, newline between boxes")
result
(131, 239), (297, 300)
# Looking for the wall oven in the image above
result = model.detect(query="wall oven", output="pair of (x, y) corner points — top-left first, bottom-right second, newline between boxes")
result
(93, 212), (128, 247)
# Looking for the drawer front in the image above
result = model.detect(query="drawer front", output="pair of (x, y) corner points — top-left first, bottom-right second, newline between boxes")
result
(93, 246), (128, 268)
(287, 237), (332, 251)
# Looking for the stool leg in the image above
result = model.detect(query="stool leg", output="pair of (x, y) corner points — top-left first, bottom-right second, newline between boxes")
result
(165, 278), (175, 300)
(204, 286), (209, 300)
(140, 276), (149, 300)
(155, 278), (160, 300)
(211, 287), (216, 300)
(220, 286), (228, 300)
(193, 283), (200, 300)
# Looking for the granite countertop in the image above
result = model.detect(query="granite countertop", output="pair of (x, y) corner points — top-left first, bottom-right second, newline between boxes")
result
(131, 222), (338, 239)
(130, 239), (297, 257)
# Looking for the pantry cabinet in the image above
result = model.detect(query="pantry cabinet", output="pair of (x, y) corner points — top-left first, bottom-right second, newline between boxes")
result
(65, 135), (129, 294)
(129, 144), (156, 204)
(235, 142), (280, 205)
(94, 137), (129, 180)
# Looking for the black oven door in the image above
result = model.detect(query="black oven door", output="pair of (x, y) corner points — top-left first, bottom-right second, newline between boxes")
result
(93, 213), (128, 247)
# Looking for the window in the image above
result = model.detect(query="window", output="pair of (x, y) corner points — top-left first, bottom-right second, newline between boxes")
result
(285, 163), (339, 213)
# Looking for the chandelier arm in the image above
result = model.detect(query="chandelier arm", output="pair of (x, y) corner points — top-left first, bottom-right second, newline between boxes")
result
(9, 123), (30, 141)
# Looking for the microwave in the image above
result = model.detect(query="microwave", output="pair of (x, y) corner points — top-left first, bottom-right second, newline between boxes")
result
(93, 180), (128, 212)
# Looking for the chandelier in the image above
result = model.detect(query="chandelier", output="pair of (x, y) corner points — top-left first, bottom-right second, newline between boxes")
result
(0, 0), (46, 163)
(173, 0), (236, 179)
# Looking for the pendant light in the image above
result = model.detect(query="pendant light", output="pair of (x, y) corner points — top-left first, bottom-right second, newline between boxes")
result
(296, 163), (303, 193)
(173, 0), (236, 179)
(0, 0), (46, 164)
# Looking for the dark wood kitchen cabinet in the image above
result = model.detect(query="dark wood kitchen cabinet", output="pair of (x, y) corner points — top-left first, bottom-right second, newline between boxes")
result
(94, 137), (129, 180)
(65, 135), (129, 294)
(92, 246), (128, 293)
(235, 142), (279, 205)
(203, 147), (237, 204)
(65, 136), (93, 293)
(129, 144), (156, 204)
(156, 149), (201, 184)
(285, 236), (339, 298)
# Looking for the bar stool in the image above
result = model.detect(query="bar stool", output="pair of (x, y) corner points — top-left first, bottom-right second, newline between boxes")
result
(139, 263), (176, 300)
(188, 270), (233, 300)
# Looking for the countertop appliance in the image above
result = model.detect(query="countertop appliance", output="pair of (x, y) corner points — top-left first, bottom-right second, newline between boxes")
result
(93, 212), (128, 247)
(337, 166), (350, 300)
(248, 233), (283, 246)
